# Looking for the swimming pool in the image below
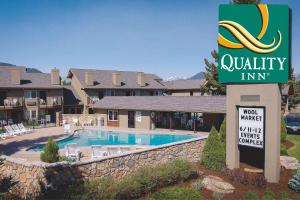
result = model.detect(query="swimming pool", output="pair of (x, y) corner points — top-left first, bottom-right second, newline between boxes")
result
(29, 130), (194, 151)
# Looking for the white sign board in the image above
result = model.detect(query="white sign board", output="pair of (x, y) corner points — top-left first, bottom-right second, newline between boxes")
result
(135, 111), (142, 122)
(238, 107), (264, 149)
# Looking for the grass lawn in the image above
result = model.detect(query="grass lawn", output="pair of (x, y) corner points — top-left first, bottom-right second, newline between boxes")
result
(287, 134), (300, 161)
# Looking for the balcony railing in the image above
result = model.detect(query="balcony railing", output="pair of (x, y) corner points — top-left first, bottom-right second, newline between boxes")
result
(39, 97), (62, 109)
(89, 97), (101, 104)
(0, 98), (24, 110)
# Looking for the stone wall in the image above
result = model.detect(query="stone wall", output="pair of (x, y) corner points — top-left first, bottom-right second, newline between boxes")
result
(0, 136), (206, 199)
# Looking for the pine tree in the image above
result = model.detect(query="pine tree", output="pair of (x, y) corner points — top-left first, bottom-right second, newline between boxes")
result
(40, 137), (59, 163)
(288, 170), (300, 192)
(219, 118), (226, 146)
(200, 50), (226, 95)
(202, 127), (225, 170)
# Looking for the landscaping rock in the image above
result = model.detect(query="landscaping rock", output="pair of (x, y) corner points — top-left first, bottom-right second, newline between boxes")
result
(202, 175), (235, 194)
(280, 156), (300, 170)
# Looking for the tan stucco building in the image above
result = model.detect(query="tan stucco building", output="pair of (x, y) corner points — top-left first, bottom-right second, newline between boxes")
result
(0, 66), (63, 124)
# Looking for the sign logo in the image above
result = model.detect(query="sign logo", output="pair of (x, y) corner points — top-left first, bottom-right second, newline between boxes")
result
(218, 4), (289, 83)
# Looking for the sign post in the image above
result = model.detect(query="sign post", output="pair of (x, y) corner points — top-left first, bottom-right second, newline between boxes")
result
(219, 4), (289, 183)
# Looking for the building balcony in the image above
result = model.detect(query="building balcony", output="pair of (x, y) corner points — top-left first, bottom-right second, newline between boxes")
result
(0, 98), (23, 110)
(39, 97), (62, 109)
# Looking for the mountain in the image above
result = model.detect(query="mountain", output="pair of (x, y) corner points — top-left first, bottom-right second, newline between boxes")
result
(0, 62), (15, 66)
(188, 72), (205, 80)
(165, 76), (187, 81)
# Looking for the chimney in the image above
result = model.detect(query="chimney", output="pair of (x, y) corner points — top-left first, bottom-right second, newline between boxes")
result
(137, 72), (145, 87)
(85, 72), (94, 86)
(51, 68), (60, 85)
(10, 69), (21, 85)
(112, 72), (121, 86)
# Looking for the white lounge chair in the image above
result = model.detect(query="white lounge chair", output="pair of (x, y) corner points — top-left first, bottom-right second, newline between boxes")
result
(64, 124), (71, 134)
(18, 123), (33, 134)
(65, 143), (81, 161)
(11, 124), (25, 135)
(4, 126), (18, 136)
(0, 131), (9, 139)
(107, 146), (122, 155)
(91, 145), (108, 159)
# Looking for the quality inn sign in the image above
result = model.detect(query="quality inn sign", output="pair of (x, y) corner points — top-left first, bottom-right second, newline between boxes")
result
(218, 4), (289, 83)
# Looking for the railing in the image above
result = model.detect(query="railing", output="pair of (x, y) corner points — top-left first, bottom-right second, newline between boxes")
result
(39, 97), (62, 108)
(89, 96), (101, 104)
(25, 97), (62, 107)
(0, 98), (24, 109)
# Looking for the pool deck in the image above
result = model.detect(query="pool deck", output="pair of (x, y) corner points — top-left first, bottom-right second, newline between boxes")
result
(0, 126), (209, 162)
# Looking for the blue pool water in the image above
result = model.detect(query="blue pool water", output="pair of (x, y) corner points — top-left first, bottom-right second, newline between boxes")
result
(29, 130), (194, 151)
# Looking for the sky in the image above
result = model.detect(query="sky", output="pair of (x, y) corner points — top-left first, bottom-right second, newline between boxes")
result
(0, 0), (299, 79)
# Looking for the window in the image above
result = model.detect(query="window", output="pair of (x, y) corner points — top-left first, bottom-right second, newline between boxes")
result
(108, 110), (118, 121)
(154, 90), (162, 96)
(25, 90), (37, 99)
(190, 91), (194, 96)
(106, 90), (115, 96)
(25, 110), (37, 120)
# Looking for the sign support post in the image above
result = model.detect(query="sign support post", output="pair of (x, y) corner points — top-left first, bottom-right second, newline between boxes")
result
(226, 84), (281, 183)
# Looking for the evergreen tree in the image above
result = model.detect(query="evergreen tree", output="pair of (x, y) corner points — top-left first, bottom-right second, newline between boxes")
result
(288, 170), (300, 192)
(219, 118), (226, 146)
(202, 127), (225, 170)
(40, 137), (59, 163)
(200, 50), (226, 95)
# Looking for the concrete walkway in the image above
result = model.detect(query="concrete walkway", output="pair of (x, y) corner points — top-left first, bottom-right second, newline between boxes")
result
(0, 126), (208, 162)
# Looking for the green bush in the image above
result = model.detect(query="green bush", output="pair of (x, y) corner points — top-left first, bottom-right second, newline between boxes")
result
(281, 116), (287, 142)
(202, 126), (225, 170)
(47, 159), (198, 200)
(281, 143), (288, 155)
(149, 187), (204, 200)
(115, 159), (197, 200)
(245, 191), (259, 200)
(262, 190), (275, 200)
(40, 137), (59, 163)
(219, 118), (226, 146)
(288, 170), (300, 192)
(280, 192), (289, 200)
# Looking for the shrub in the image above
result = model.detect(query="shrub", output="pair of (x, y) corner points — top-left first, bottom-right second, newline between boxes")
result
(115, 159), (197, 200)
(223, 168), (267, 188)
(40, 137), (59, 163)
(281, 116), (288, 155)
(212, 192), (224, 200)
(46, 159), (198, 200)
(219, 118), (226, 146)
(288, 170), (300, 192)
(191, 179), (204, 191)
(245, 191), (259, 200)
(281, 116), (287, 142)
(202, 127), (225, 171)
(262, 190), (275, 200)
(149, 187), (204, 200)
(280, 192), (289, 200)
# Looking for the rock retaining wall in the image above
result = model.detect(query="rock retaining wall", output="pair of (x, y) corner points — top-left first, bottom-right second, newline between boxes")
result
(0, 136), (206, 199)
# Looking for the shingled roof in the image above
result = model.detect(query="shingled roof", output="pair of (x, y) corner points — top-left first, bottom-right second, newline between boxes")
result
(89, 96), (226, 113)
(163, 79), (206, 90)
(0, 66), (62, 89)
(69, 68), (166, 89)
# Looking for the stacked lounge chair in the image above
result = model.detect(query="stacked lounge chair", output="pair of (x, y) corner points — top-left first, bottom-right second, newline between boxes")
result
(0, 123), (34, 139)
